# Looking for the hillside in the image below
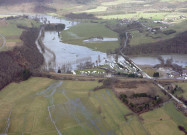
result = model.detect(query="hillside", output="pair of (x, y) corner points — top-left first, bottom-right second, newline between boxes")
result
(124, 31), (187, 55)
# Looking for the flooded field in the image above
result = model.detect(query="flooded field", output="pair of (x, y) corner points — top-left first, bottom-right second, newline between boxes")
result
(131, 55), (187, 68)
(83, 37), (118, 43)
(34, 15), (117, 71)
(0, 77), (148, 135)
(43, 31), (107, 70)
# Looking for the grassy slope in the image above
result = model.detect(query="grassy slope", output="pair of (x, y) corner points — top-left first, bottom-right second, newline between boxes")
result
(0, 77), (148, 135)
(141, 102), (187, 135)
(129, 20), (187, 46)
(175, 83), (187, 99)
(0, 17), (41, 51)
(0, 77), (55, 134)
(98, 12), (187, 20)
(0, 18), (41, 38)
(61, 22), (120, 52)
(0, 15), (17, 18)
(78, 6), (107, 13)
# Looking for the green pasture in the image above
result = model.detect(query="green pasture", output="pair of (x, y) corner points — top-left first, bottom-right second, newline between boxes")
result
(0, 18), (40, 38)
(98, 12), (187, 20)
(79, 6), (107, 13)
(175, 83), (187, 99)
(129, 20), (187, 46)
(0, 77), (150, 135)
(0, 15), (16, 18)
(141, 102), (187, 135)
(0, 17), (41, 51)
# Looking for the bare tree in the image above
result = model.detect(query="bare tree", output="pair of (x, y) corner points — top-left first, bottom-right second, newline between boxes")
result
(166, 58), (173, 66)
(157, 56), (164, 66)
(98, 55), (101, 63)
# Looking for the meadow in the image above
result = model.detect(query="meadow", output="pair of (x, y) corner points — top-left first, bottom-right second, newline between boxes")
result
(129, 20), (187, 46)
(140, 102), (187, 135)
(0, 77), (150, 135)
(0, 17), (41, 51)
(175, 83), (187, 99)
(61, 22), (120, 52)
(98, 12), (187, 20)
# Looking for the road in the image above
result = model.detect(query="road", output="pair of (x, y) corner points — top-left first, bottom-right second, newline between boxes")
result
(119, 32), (187, 110)
(0, 34), (6, 50)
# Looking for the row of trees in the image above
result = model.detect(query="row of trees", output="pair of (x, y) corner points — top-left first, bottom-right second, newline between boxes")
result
(65, 13), (97, 20)
(155, 56), (183, 74)
(119, 93), (162, 113)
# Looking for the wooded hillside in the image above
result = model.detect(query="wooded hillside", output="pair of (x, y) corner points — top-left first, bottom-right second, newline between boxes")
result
(123, 31), (187, 55)
(0, 28), (44, 90)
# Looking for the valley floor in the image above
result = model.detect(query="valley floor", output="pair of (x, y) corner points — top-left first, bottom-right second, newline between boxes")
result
(0, 77), (186, 135)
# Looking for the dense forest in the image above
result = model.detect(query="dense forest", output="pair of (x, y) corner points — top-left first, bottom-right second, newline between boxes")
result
(0, 28), (44, 90)
(123, 31), (187, 55)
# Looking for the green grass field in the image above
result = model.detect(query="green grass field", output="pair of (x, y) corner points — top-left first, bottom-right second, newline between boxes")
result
(175, 83), (187, 99)
(0, 17), (41, 51)
(101, 0), (126, 6)
(61, 22), (120, 52)
(78, 6), (107, 13)
(129, 20), (187, 46)
(0, 15), (17, 18)
(98, 12), (187, 20)
(0, 18), (40, 38)
(0, 77), (150, 135)
(141, 102), (187, 135)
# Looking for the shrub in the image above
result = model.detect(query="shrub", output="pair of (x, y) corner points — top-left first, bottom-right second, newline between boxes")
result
(153, 72), (159, 77)
(178, 125), (187, 134)
(133, 93), (148, 98)
(163, 29), (176, 35)
(21, 69), (32, 80)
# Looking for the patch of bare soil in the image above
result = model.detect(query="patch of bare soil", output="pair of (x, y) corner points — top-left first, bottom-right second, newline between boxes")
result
(6, 35), (20, 40)
(0, 20), (8, 26)
(6, 42), (22, 48)
(128, 97), (151, 105)
(114, 80), (159, 97)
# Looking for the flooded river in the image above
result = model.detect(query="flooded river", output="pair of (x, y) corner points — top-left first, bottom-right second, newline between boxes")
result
(131, 54), (187, 68)
(34, 15), (112, 71)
